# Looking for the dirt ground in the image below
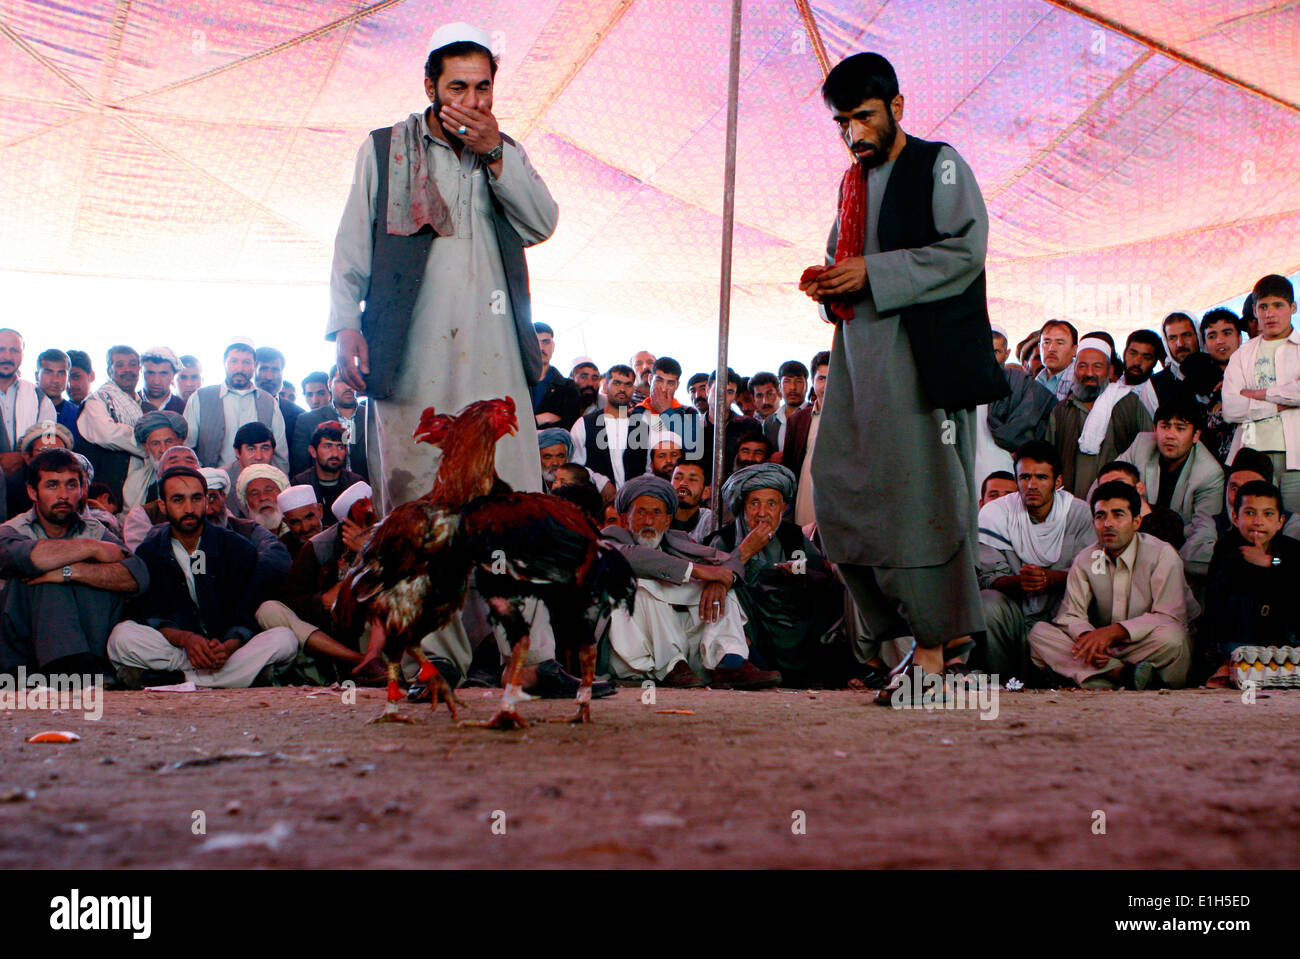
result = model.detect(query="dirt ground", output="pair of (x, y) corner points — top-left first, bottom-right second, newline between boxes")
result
(2, 682), (1298, 869)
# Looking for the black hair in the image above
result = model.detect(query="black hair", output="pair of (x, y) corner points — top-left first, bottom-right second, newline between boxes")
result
(1040, 319), (1078, 344)
(748, 371), (778, 390)
(1200, 307), (1246, 340)
(87, 481), (119, 509)
(810, 350), (831, 374)
(550, 481), (603, 527)
(159, 465), (208, 499)
(233, 421), (275, 450)
(687, 372), (709, 388)
(1152, 396), (1204, 433)
(979, 470), (1015, 499)
(301, 370), (329, 389)
(1124, 328), (1167, 364)
(105, 344), (138, 367)
(66, 349), (92, 374)
(707, 367), (740, 387)
(36, 348), (69, 368)
(179, 354), (200, 368)
(1234, 479), (1284, 515)
(533, 322), (554, 335)
(254, 346), (285, 367)
(1097, 460), (1141, 484)
(570, 361), (599, 377)
(223, 342), (254, 360)
(652, 357), (682, 378)
(605, 363), (635, 380)
(1227, 448), (1274, 485)
(671, 457), (712, 487)
(822, 52), (899, 112)
(310, 421), (346, 448)
(1252, 274), (1294, 306)
(1161, 311), (1198, 334)
(1091, 480), (1141, 517)
(1012, 439), (1063, 481)
(778, 360), (809, 379)
(25, 447), (83, 489)
(425, 40), (498, 86)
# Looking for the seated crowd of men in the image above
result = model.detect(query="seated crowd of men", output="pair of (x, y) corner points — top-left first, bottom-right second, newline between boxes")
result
(0, 272), (1295, 696)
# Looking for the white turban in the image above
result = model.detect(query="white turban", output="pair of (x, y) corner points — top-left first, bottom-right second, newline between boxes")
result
(199, 467), (229, 492)
(236, 464), (289, 506)
(332, 481), (373, 522)
(277, 485), (318, 514)
(1076, 336), (1113, 360)
(428, 21), (491, 52)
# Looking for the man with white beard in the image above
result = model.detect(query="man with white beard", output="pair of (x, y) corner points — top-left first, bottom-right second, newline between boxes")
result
(201, 467), (291, 597)
(236, 464), (291, 539)
(131, 410), (187, 509)
(537, 427), (571, 491)
(601, 475), (782, 689)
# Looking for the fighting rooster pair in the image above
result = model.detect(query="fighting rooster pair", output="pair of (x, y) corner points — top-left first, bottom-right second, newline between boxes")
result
(331, 397), (634, 729)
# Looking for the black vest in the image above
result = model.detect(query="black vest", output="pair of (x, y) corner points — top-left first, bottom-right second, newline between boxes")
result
(876, 135), (1009, 412)
(581, 408), (648, 484)
(357, 126), (543, 400)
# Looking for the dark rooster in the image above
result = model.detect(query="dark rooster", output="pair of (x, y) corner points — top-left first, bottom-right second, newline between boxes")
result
(333, 397), (518, 723)
(458, 489), (637, 729)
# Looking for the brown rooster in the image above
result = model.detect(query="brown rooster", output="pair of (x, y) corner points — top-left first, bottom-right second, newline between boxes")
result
(458, 489), (636, 729)
(332, 397), (517, 723)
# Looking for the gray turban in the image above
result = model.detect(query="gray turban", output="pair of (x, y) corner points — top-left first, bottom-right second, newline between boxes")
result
(615, 474), (678, 516)
(537, 428), (573, 457)
(133, 410), (188, 446)
(721, 463), (797, 516)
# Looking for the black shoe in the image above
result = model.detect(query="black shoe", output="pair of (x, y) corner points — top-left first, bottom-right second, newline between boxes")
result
(527, 658), (616, 699)
(115, 667), (186, 691)
(462, 665), (502, 688)
(407, 657), (464, 702)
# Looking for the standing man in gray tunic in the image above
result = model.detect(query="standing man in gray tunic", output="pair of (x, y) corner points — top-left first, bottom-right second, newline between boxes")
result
(328, 21), (559, 513)
(799, 53), (1008, 697)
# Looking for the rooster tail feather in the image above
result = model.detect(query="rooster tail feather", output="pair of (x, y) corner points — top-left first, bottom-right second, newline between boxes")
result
(586, 541), (637, 615)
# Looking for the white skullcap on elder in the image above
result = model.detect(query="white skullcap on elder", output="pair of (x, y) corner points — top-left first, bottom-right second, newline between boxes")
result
(332, 481), (373, 522)
(277, 485), (318, 514)
(1076, 336), (1113, 360)
(429, 21), (491, 53)
(199, 467), (229, 492)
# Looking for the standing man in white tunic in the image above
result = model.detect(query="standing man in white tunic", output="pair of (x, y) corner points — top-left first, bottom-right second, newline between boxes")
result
(327, 22), (559, 513)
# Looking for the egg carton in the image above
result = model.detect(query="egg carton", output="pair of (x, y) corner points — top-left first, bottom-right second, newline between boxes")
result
(1229, 646), (1300, 689)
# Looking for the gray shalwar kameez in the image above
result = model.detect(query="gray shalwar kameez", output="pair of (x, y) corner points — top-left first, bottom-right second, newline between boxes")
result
(810, 143), (988, 647)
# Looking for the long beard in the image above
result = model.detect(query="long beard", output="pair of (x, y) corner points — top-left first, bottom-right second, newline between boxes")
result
(253, 507), (283, 531)
(1123, 367), (1151, 385)
(635, 528), (664, 549)
(542, 467), (558, 485)
(1072, 380), (1103, 403)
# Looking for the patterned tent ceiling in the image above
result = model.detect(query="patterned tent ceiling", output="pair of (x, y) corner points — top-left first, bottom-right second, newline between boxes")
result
(1, 0), (1297, 353)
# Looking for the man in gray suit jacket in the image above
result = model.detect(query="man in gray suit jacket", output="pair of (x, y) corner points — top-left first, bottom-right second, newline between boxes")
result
(602, 475), (781, 690)
(1117, 396), (1225, 577)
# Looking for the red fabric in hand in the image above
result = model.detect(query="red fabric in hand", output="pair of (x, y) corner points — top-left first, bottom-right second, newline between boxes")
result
(808, 162), (866, 324)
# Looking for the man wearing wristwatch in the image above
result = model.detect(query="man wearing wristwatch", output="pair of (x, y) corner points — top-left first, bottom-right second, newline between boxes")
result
(0, 447), (148, 682)
(328, 20), (559, 515)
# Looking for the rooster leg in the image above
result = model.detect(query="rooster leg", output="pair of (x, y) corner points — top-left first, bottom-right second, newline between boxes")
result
(412, 649), (465, 720)
(366, 661), (416, 724)
(464, 633), (532, 730)
(562, 644), (596, 724)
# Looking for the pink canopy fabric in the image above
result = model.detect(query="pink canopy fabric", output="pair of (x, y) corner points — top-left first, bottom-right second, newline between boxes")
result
(1, 0), (1296, 352)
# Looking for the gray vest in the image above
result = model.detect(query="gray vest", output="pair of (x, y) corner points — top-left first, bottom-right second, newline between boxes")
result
(356, 126), (543, 400)
(195, 386), (275, 467)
